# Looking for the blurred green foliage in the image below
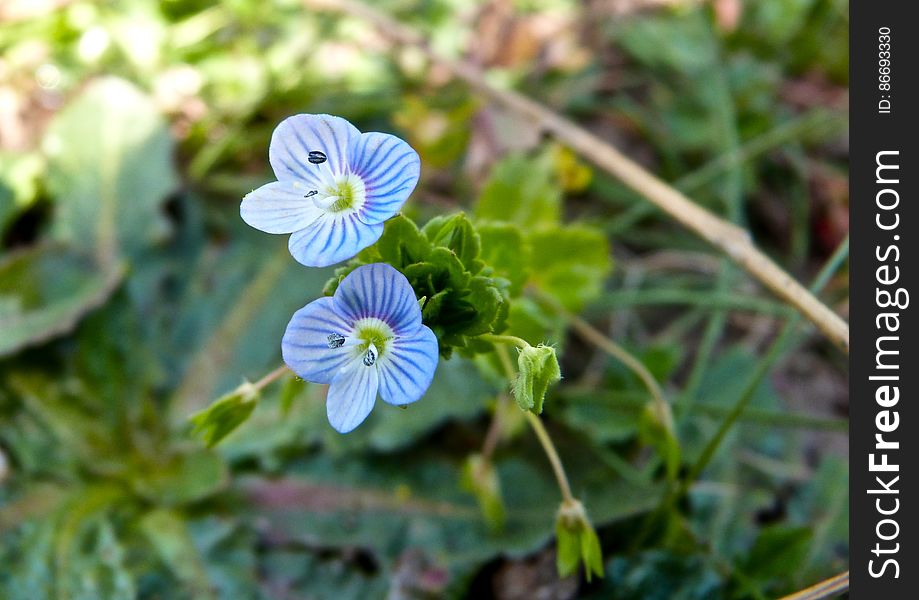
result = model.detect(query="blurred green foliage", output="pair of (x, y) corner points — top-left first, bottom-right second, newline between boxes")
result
(1, 0), (848, 598)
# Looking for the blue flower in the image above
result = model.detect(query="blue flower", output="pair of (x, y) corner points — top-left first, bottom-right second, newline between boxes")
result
(241, 114), (421, 267)
(282, 263), (439, 433)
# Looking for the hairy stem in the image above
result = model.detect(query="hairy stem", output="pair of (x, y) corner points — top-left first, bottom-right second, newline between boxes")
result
(253, 364), (292, 392)
(495, 344), (574, 504)
(478, 333), (530, 349)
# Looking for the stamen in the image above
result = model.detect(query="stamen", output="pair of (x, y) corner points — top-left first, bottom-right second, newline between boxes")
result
(308, 151), (327, 164)
(363, 343), (377, 367)
(304, 190), (318, 198)
(327, 333), (346, 349)
(312, 194), (339, 210)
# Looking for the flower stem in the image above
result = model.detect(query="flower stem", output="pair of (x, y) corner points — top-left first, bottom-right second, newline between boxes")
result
(495, 344), (574, 504)
(480, 394), (508, 461)
(478, 333), (531, 349)
(252, 364), (292, 392)
(525, 411), (575, 504)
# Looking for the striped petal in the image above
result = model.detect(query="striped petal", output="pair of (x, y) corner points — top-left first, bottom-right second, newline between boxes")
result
(269, 114), (360, 183)
(326, 359), (379, 433)
(287, 212), (384, 268)
(240, 181), (323, 234)
(333, 264), (422, 335)
(377, 325), (439, 406)
(281, 297), (355, 384)
(350, 132), (421, 224)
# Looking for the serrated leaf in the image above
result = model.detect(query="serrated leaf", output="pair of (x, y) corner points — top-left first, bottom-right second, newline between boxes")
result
(372, 214), (430, 266)
(43, 77), (178, 259)
(0, 246), (123, 357)
(528, 224), (612, 312)
(422, 212), (484, 274)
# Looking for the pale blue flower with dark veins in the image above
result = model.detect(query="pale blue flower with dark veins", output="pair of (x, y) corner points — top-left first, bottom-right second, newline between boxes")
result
(241, 114), (420, 267)
(282, 263), (439, 433)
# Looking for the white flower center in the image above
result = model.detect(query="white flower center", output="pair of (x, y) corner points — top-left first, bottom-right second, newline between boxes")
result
(327, 318), (394, 368)
(311, 172), (366, 214)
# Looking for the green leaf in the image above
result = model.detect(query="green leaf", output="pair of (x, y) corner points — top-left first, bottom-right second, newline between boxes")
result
(0, 152), (44, 233)
(0, 246), (123, 357)
(189, 381), (260, 448)
(43, 77), (178, 259)
(513, 344), (561, 414)
(460, 454), (506, 532)
(740, 525), (812, 582)
(639, 402), (681, 480)
(422, 212), (484, 274)
(132, 449), (228, 507)
(475, 152), (562, 228)
(368, 214), (429, 267)
(140, 509), (213, 598)
(478, 222), (530, 295)
(528, 224), (612, 312)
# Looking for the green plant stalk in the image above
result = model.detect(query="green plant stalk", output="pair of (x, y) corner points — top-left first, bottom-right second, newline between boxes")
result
(495, 344), (574, 504)
(479, 333), (531, 349)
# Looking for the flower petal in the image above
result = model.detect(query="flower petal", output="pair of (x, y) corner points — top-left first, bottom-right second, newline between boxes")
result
(350, 132), (421, 224)
(326, 360), (379, 433)
(288, 212), (384, 268)
(269, 114), (360, 183)
(333, 264), (422, 334)
(378, 325), (439, 406)
(282, 297), (355, 384)
(240, 181), (323, 234)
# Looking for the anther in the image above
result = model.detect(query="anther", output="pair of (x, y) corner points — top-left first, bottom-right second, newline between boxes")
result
(304, 190), (318, 198)
(327, 333), (346, 349)
(308, 151), (327, 164)
(363, 345), (377, 367)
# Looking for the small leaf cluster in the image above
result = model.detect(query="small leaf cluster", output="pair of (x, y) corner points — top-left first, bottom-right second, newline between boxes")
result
(324, 213), (512, 357)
